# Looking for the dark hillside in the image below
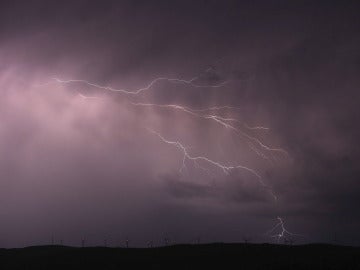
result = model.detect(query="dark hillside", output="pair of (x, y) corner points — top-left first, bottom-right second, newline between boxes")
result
(0, 243), (359, 269)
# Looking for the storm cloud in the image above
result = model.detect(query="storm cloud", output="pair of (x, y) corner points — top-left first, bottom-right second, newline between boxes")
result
(0, 0), (359, 247)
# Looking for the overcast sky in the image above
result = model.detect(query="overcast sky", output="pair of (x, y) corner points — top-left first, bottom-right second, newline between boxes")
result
(0, 1), (359, 247)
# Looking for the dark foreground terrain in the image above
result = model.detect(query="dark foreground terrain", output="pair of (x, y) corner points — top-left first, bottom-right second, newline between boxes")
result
(0, 243), (359, 269)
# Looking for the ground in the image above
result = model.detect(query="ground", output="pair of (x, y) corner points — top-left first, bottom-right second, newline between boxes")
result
(0, 243), (359, 269)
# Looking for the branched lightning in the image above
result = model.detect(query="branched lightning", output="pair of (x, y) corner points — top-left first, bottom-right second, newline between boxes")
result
(267, 217), (302, 243)
(42, 69), (299, 243)
(148, 128), (261, 177)
(50, 75), (285, 159)
(131, 102), (287, 161)
(52, 76), (229, 95)
(147, 128), (277, 200)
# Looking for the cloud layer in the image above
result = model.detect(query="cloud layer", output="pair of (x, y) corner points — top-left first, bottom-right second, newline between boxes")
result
(0, 1), (359, 247)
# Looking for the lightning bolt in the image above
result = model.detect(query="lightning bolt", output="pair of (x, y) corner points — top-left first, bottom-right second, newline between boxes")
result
(148, 128), (261, 177)
(52, 76), (229, 95)
(39, 68), (299, 243)
(131, 102), (287, 161)
(49, 75), (286, 160)
(267, 217), (303, 243)
(148, 128), (277, 201)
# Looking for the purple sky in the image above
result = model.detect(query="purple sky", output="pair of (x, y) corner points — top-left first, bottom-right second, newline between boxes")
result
(0, 1), (359, 247)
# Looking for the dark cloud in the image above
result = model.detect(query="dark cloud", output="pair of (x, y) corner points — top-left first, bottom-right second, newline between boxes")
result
(0, 1), (359, 247)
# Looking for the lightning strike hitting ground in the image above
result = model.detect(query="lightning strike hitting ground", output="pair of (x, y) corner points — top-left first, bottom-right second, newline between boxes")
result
(267, 217), (300, 243)
(43, 71), (297, 242)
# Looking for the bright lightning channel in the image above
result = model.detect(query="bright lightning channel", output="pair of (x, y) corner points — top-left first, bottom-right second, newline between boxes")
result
(52, 76), (229, 95)
(131, 102), (287, 160)
(43, 71), (298, 242)
(267, 217), (302, 243)
(148, 128), (277, 201)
